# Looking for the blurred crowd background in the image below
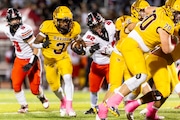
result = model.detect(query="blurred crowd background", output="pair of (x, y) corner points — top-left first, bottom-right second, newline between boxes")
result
(0, 0), (165, 90)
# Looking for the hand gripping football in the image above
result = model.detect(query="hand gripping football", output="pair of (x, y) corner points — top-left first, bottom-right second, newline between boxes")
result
(71, 39), (86, 55)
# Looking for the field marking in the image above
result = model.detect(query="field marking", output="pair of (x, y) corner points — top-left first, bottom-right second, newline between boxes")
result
(0, 107), (175, 115)
(0, 101), (90, 104)
(0, 110), (59, 115)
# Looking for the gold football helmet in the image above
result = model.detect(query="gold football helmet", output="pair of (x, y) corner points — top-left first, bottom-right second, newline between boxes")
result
(53, 6), (73, 34)
(131, 0), (150, 20)
(165, 0), (180, 25)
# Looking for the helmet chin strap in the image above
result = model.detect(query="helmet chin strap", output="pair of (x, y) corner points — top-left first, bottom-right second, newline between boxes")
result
(56, 27), (69, 35)
(10, 23), (21, 36)
(92, 27), (109, 41)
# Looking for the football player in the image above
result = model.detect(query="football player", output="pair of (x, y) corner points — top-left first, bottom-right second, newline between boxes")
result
(94, 0), (155, 119)
(4, 8), (49, 113)
(95, 0), (180, 119)
(82, 12), (115, 114)
(32, 6), (84, 117)
(109, 0), (150, 97)
(127, 31), (180, 120)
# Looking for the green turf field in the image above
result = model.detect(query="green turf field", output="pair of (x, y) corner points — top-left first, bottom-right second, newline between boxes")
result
(0, 89), (180, 120)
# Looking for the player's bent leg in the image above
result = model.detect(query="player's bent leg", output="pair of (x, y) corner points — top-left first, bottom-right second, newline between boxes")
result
(30, 83), (49, 109)
(104, 73), (147, 117)
(37, 86), (49, 109)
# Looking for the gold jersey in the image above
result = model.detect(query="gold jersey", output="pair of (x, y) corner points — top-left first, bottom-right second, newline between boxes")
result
(119, 15), (139, 40)
(134, 7), (175, 50)
(115, 16), (126, 32)
(39, 20), (81, 58)
(115, 15), (139, 47)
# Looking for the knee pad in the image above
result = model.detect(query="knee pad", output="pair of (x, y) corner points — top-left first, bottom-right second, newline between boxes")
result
(124, 73), (147, 91)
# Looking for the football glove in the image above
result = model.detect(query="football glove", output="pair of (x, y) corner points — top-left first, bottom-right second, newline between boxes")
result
(23, 54), (38, 72)
(71, 40), (86, 55)
(72, 44), (86, 55)
(42, 35), (51, 48)
(89, 43), (100, 53)
(100, 45), (114, 55)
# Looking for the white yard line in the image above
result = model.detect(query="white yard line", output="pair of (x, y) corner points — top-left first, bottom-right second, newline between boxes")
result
(0, 111), (59, 115)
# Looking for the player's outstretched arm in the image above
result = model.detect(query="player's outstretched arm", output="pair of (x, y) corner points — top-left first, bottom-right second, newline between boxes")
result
(32, 32), (50, 49)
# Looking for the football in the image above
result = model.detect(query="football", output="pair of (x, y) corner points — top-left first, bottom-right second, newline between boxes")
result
(71, 39), (86, 55)
(71, 40), (84, 49)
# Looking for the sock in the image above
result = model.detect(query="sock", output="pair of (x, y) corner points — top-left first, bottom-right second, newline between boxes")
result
(98, 103), (108, 119)
(60, 97), (66, 109)
(90, 92), (98, 108)
(66, 100), (73, 112)
(37, 86), (44, 98)
(15, 90), (27, 105)
(106, 92), (124, 107)
(125, 99), (141, 113)
(63, 74), (74, 101)
(146, 102), (158, 118)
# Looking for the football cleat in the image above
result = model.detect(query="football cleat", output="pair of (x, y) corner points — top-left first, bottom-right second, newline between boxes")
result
(146, 116), (165, 120)
(93, 106), (99, 114)
(60, 108), (66, 117)
(140, 108), (165, 120)
(18, 104), (28, 113)
(84, 107), (95, 114)
(126, 112), (134, 120)
(37, 95), (49, 109)
(156, 115), (165, 120)
(140, 108), (148, 116)
(108, 106), (120, 117)
(96, 114), (107, 120)
(146, 114), (165, 120)
(67, 110), (76, 117)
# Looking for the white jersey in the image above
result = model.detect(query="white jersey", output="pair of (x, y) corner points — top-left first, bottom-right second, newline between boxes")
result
(4, 24), (34, 59)
(82, 20), (116, 65)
